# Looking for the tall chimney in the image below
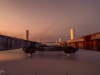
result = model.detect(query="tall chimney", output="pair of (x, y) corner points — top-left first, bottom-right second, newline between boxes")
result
(70, 28), (75, 40)
(26, 30), (29, 40)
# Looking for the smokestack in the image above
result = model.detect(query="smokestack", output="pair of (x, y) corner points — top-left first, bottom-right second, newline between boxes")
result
(58, 38), (62, 42)
(41, 40), (44, 44)
(26, 30), (29, 40)
(38, 38), (41, 42)
(70, 28), (75, 40)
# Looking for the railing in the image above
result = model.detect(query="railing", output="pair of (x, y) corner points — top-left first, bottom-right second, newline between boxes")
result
(63, 32), (100, 51)
(0, 34), (39, 51)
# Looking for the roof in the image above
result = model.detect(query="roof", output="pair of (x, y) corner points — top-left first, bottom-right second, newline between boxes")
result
(66, 32), (100, 43)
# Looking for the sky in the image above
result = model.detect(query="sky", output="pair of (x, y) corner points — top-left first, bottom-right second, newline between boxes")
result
(0, 0), (100, 42)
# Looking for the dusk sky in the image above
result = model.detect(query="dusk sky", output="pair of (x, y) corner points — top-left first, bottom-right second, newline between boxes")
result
(0, 0), (100, 42)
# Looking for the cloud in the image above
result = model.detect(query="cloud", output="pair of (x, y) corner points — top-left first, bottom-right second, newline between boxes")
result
(0, 0), (100, 41)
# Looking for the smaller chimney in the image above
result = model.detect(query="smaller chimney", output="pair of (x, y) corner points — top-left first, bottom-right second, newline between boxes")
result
(58, 38), (62, 42)
(26, 30), (29, 40)
(41, 40), (44, 44)
(38, 38), (41, 42)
